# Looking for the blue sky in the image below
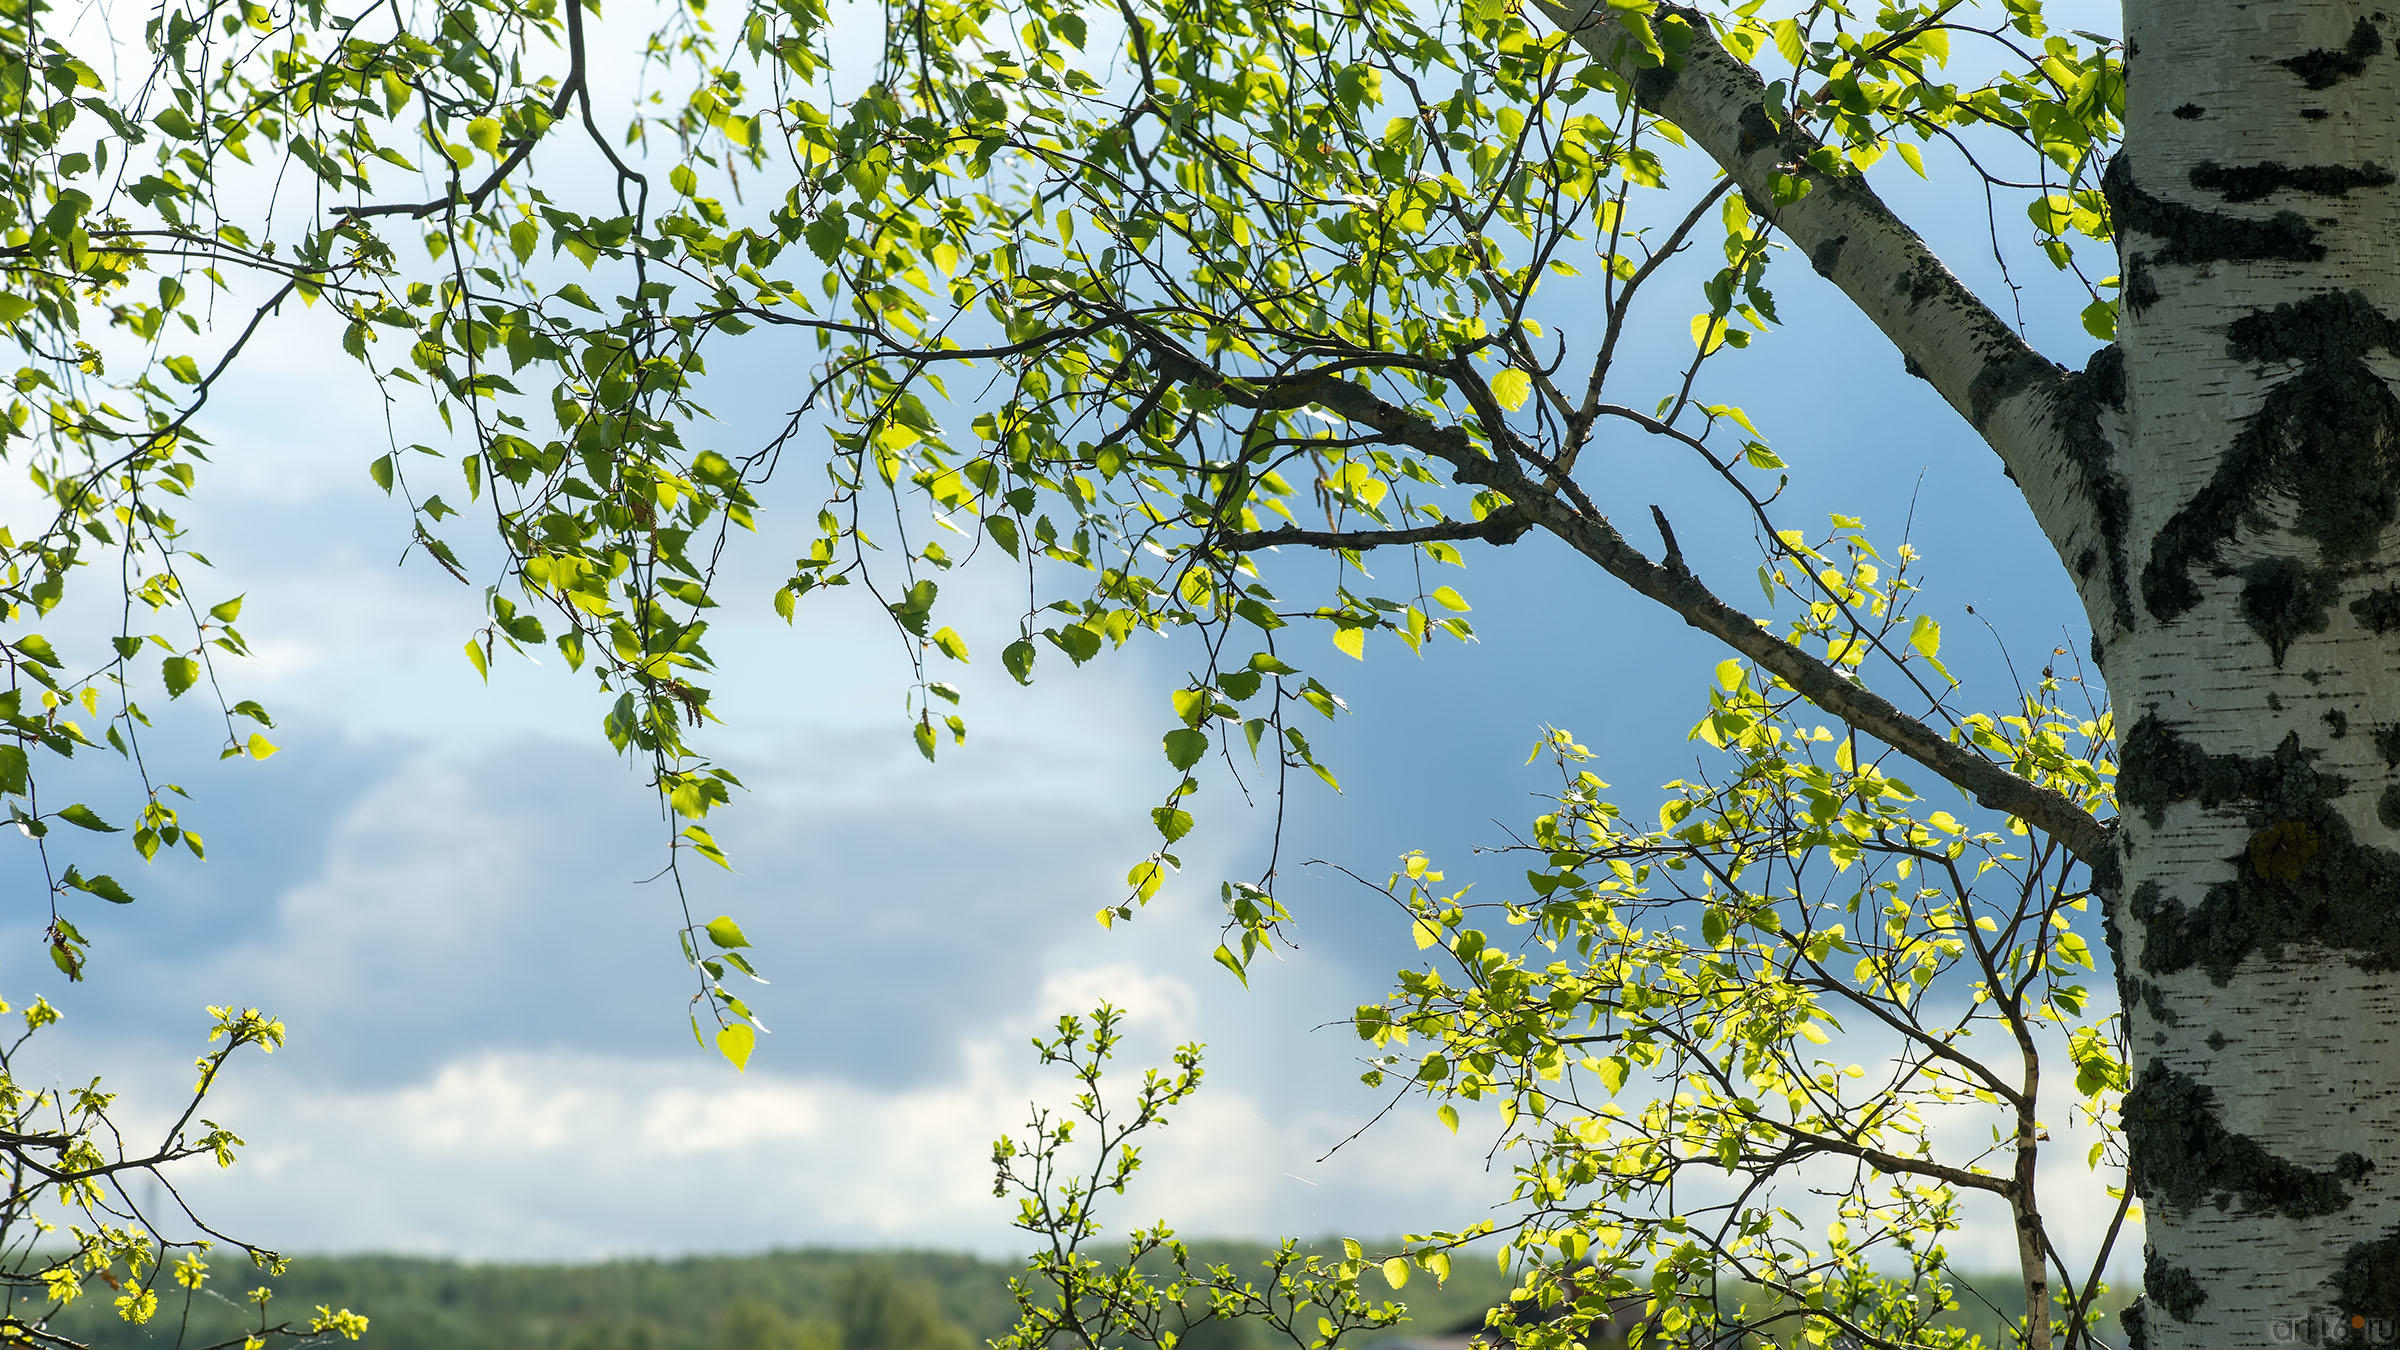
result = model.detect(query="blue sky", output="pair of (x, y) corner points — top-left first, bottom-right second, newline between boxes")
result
(0, 11), (2137, 1279)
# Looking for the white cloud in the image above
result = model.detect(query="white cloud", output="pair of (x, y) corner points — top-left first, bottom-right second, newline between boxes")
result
(142, 959), (1507, 1261)
(1033, 964), (1203, 1044)
(16, 659), (1526, 1261)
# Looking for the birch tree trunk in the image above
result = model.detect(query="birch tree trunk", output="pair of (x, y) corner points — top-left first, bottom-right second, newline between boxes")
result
(2107, 2), (2400, 1345)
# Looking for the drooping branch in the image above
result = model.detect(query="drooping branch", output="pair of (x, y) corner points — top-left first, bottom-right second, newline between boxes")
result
(1528, 0), (2136, 643)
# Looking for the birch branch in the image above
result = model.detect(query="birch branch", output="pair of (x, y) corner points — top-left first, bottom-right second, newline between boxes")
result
(1125, 317), (2115, 865)
(1529, 0), (2137, 640)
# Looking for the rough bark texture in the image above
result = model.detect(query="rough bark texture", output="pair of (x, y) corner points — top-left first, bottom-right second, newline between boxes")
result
(2105, 3), (2400, 1346)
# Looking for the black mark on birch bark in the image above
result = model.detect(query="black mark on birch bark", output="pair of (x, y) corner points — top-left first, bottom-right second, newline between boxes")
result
(2124, 1059), (2371, 1216)
(2173, 102), (2205, 119)
(2281, 17), (2384, 89)
(2189, 160), (2396, 203)
(2060, 346), (2136, 626)
(2142, 292), (2400, 623)
(2105, 158), (2329, 270)
(1632, 62), (1680, 104)
(2144, 1253), (2208, 1321)
(2355, 586), (2400, 632)
(2120, 712), (2281, 826)
(2121, 722), (2400, 980)
(2337, 1230), (2400, 1344)
(2131, 973), (2180, 1026)
(2240, 556), (2338, 663)
(1734, 104), (1777, 157)
(2123, 255), (2162, 313)
(1967, 350), (2064, 426)
(2376, 724), (2400, 766)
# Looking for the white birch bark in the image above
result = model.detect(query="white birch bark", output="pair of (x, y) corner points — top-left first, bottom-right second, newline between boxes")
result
(2107, 1), (2400, 1344)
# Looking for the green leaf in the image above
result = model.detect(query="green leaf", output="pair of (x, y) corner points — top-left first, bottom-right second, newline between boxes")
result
(57, 804), (118, 832)
(804, 213), (850, 263)
(0, 745), (25, 795)
(1211, 943), (1249, 987)
(716, 1023), (756, 1072)
(704, 915), (751, 949)
(2082, 296), (2118, 341)
(1691, 313), (1728, 354)
(931, 626), (970, 662)
(74, 872), (134, 904)
(163, 656), (199, 697)
(1049, 624), (1102, 665)
(1382, 1257), (1411, 1290)
(1152, 806), (1193, 843)
(1771, 17), (1805, 64)
(1002, 638), (1036, 684)
(1909, 614), (1955, 683)
(1597, 1056), (1629, 1094)
(208, 595), (244, 623)
(1491, 368), (1531, 411)
(247, 733), (279, 760)
(1163, 728), (1208, 771)
(1430, 586), (1470, 612)
(368, 454), (395, 492)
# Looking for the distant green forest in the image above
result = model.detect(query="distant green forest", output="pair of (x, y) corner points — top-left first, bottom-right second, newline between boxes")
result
(48, 1244), (1510, 1350)
(47, 1247), (2130, 1350)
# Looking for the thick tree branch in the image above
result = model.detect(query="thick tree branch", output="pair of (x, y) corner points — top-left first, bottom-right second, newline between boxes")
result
(1130, 321), (2113, 865)
(1749, 1118), (2019, 1197)
(1529, 0), (2136, 641)
(1495, 472), (2114, 865)
(1210, 509), (1530, 553)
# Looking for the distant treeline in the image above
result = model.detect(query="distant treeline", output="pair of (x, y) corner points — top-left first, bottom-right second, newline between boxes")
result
(47, 1243), (1510, 1350)
(46, 1245), (2128, 1350)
